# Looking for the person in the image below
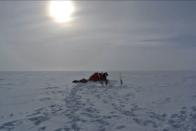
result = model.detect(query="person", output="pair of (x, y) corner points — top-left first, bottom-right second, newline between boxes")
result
(72, 72), (109, 85)
(88, 72), (108, 85)
(102, 72), (108, 85)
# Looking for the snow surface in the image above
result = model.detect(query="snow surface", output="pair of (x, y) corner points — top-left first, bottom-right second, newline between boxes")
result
(0, 71), (196, 131)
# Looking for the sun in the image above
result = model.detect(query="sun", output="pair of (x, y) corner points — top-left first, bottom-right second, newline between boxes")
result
(48, 0), (75, 23)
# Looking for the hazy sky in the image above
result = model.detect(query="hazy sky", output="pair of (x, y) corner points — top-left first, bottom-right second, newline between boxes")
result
(0, 1), (196, 71)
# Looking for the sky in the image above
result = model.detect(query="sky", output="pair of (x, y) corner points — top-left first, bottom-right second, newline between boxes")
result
(0, 1), (196, 71)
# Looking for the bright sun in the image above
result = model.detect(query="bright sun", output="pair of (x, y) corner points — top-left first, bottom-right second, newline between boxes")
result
(48, 0), (75, 23)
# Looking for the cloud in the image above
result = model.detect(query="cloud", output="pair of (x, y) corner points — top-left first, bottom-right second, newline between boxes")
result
(142, 34), (196, 48)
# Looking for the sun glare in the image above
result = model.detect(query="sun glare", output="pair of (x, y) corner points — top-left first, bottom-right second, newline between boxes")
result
(48, 0), (75, 23)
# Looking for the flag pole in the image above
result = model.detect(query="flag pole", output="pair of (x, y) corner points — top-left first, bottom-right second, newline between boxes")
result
(120, 72), (123, 86)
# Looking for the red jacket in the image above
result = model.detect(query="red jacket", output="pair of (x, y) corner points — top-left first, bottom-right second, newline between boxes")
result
(89, 72), (103, 81)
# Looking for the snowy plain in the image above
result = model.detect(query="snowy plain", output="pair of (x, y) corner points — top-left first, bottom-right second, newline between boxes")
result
(0, 71), (196, 131)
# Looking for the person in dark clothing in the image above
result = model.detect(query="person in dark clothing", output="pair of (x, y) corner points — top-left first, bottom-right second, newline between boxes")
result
(88, 72), (108, 85)
(102, 72), (108, 85)
(72, 72), (109, 85)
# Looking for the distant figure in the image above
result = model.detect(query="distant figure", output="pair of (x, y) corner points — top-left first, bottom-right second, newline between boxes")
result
(88, 72), (108, 85)
(72, 72), (109, 85)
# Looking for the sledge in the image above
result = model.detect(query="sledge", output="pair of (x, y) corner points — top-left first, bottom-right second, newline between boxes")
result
(72, 78), (88, 83)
